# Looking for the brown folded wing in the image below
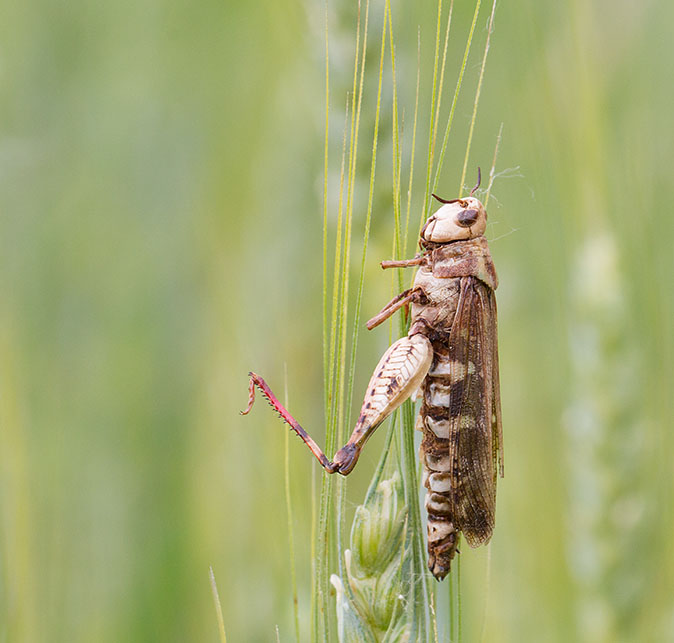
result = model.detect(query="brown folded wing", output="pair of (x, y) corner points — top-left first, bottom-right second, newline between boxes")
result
(447, 276), (503, 548)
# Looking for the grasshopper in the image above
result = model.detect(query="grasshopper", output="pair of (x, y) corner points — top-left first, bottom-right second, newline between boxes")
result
(242, 172), (503, 580)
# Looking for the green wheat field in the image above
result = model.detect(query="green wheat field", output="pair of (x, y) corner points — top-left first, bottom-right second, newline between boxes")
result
(1, 0), (673, 641)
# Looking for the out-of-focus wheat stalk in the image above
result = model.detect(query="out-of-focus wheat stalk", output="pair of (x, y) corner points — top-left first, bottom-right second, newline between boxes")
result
(563, 5), (648, 638)
(565, 228), (647, 642)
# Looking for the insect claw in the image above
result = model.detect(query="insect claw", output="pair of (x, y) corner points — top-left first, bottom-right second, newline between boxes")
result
(240, 373), (257, 415)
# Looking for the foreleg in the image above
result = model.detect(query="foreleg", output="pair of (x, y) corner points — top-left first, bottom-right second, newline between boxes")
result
(380, 255), (424, 269)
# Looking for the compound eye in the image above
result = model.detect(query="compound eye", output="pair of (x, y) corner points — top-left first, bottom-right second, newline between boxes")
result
(456, 209), (478, 227)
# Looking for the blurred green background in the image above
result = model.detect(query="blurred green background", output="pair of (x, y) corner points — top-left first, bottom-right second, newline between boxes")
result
(1, 0), (672, 641)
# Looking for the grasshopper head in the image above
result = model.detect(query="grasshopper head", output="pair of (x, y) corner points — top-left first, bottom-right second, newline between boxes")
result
(422, 195), (487, 243)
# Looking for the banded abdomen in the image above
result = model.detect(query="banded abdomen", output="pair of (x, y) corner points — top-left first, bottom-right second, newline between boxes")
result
(409, 266), (462, 579)
(419, 339), (459, 580)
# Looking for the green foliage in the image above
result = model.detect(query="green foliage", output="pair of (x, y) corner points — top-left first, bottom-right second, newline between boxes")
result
(350, 473), (406, 578)
(332, 471), (410, 641)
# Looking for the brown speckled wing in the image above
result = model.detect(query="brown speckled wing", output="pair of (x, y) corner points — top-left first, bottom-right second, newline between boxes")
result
(447, 277), (501, 548)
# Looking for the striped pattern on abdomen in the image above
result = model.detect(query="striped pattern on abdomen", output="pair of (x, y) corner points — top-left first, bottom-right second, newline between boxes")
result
(419, 345), (458, 580)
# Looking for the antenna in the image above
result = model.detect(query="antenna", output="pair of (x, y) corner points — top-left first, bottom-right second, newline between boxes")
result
(469, 167), (481, 196)
(431, 194), (462, 205)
